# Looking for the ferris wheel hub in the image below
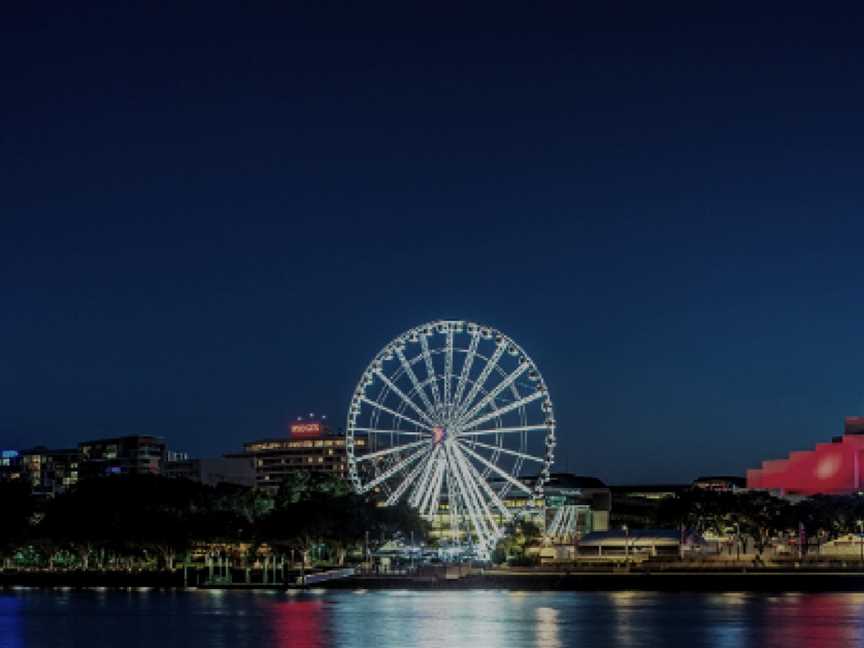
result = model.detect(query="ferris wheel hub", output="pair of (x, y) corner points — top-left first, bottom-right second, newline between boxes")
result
(432, 426), (447, 444)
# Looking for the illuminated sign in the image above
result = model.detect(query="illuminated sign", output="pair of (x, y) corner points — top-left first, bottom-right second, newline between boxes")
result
(291, 422), (323, 438)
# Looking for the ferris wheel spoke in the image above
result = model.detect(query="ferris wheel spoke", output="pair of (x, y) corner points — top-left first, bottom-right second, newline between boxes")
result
(416, 448), (443, 513)
(419, 334), (443, 415)
(352, 427), (430, 437)
(423, 456), (446, 516)
(453, 444), (511, 519)
(395, 347), (437, 416)
(359, 396), (435, 433)
(373, 369), (437, 427)
(452, 330), (480, 409)
(458, 443), (534, 496)
(355, 439), (428, 463)
(460, 391), (546, 432)
(459, 439), (545, 463)
(456, 424), (548, 437)
(408, 446), (440, 508)
(455, 343), (506, 420)
(457, 362), (530, 425)
(359, 444), (430, 494)
(443, 327), (454, 411)
(385, 453), (431, 505)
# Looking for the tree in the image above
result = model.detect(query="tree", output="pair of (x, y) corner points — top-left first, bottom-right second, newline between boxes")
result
(257, 493), (428, 567)
(493, 518), (542, 564)
(275, 471), (350, 507)
(0, 481), (34, 568)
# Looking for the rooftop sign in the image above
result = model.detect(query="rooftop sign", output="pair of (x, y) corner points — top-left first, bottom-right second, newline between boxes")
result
(290, 422), (324, 438)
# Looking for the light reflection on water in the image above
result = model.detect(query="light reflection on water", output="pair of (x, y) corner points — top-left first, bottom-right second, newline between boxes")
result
(2, 589), (864, 648)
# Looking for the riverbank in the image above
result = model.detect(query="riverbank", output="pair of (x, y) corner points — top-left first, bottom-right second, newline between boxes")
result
(325, 569), (864, 592)
(6, 567), (864, 592)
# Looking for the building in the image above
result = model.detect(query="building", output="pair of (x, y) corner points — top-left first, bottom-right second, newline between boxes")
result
(691, 475), (746, 492)
(534, 473), (611, 536)
(747, 417), (864, 496)
(819, 533), (864, 558)
(576, 529), (686, 562)
(0, 450), (23, 482)
(20, 447), (80, 497)
(610, 484), (689, 501)
(243, 420), (365, 494)
(78, 435), (167, 478)
(163, 456), (256, 488)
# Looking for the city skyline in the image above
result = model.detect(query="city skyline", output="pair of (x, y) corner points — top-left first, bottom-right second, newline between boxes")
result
(5, 5), (864, 483)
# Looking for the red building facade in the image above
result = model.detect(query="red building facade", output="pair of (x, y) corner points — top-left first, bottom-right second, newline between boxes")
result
(747, 418), (864, 495)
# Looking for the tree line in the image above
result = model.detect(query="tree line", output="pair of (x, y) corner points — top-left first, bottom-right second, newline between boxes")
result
(613, 488), (864, 554)
(0, 471), (427, 571)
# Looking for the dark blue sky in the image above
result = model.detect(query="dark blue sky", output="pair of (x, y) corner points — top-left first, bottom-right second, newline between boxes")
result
(3, 3), (864, 483)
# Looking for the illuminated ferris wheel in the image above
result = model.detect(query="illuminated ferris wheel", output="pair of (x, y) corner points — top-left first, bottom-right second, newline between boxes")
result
(345, 320), (556, 555)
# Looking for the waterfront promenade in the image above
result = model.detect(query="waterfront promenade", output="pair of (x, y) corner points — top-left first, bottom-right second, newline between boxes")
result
(6, 564), (864, 592)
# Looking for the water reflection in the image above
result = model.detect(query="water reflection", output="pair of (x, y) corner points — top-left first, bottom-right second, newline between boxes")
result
(4, 588), (864, 647)
(270, 599), (326, 648)
(0, 595), (23, 648)
(754, 593), (864, 648)
(535, 606), (561, 648)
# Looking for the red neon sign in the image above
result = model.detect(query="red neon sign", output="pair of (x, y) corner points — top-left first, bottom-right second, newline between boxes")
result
(291, 422), (322, 438)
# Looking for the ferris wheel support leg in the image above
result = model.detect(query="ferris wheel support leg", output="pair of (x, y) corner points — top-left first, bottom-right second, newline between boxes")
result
(423, 458), (446, 517)
(448, 445), (495, 551)
(452, 445), (501, 541)
(445, 448), (486, 550)
(453, 443), (512, 520)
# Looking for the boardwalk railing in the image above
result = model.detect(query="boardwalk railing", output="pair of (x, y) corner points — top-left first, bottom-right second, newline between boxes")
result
(300, 568), (355, 586)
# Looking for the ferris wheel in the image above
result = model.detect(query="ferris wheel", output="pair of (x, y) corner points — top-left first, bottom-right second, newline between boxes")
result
(345, 320), (556, 555)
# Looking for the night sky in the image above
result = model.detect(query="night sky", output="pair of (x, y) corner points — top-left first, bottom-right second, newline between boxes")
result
(3, 4), (864, 483)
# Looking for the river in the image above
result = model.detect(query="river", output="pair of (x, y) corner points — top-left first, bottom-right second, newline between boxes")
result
(2, 588), (863, 647)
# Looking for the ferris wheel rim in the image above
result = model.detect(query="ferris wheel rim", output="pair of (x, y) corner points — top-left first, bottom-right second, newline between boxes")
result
(345, 319), (557, 554)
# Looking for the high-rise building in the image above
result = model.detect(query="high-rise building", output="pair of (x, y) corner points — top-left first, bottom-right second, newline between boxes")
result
(78, 435), (166, 478)
(20, 447), (80, 497)
(243, 420), (366, 494)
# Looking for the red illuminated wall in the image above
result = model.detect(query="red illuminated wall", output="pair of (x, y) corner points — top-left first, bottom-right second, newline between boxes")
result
(747, 433), (864, 495)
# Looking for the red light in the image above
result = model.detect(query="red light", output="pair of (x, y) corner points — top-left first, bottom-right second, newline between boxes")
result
(291, 423), (322, 437)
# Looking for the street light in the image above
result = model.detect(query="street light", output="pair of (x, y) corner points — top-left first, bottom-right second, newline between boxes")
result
(857, 520), (863, 565)
(622, 525), (629, 564)
(735, 522), (741, 561)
